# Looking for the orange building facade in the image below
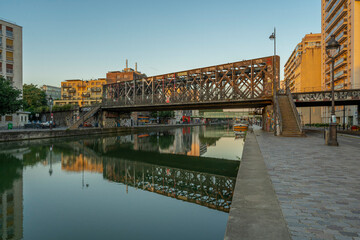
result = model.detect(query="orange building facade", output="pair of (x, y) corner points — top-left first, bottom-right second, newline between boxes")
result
(54, 78), (106, 107)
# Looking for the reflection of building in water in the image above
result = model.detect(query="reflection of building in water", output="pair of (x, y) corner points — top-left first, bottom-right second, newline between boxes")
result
(0, 171), (23, 240)
(103, 158), (236, 212)
(61, 153), (103, 173)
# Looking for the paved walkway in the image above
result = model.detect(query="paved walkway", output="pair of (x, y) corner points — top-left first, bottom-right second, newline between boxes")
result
(225, 131), (291, 240)
(256, 130), (360, 240)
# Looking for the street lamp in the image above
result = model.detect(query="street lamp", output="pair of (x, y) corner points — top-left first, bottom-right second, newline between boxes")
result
(269, 28), (278, 135)
(326, 34), (340, 146)
(49, 96), (53, 130)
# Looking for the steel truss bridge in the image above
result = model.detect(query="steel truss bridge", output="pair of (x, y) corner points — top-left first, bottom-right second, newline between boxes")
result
(102, 56), (280, 111)
(103, 158), (236, 213)
(293, 89), (360, 107)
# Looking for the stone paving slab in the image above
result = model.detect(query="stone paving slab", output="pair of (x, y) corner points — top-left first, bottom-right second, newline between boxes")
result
(224, 131), (291, 240)
(255, 130), (360, 240)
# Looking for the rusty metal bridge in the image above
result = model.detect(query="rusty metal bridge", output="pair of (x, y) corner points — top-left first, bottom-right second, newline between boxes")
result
(102, 56), (280, 111)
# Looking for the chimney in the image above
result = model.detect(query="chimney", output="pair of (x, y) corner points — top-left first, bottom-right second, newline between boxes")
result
(126, 59), (128, 69)
(135, 62), (137, 72)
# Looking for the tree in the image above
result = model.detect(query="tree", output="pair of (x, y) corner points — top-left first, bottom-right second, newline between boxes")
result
(0, 77), (23, 115)
(23, 84), (47, 113)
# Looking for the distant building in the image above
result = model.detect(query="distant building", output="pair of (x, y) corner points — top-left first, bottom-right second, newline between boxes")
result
(0, 19), (29, 128)
(54, 78), (106, 107)
(41, 85), (61, 101)
(321, 0), (360, 125)
(106, 60), (146, 84)
(284, 33), (322, 124)
(284, 33), (322, 92)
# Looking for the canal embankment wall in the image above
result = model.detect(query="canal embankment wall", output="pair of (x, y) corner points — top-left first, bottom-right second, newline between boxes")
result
(0, 124), (204, 142)
(224, 130), (291, 240)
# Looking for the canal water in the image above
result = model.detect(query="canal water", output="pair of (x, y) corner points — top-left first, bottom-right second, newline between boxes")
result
(0, 125), (245, 240)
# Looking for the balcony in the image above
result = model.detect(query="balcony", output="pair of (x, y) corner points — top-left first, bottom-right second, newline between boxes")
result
(325, 0), (345, 21)
(325, 5), (347, 32)
(325, 18), (347, 41)
(77, 84), (87, 87)
(6, 57), (14, 63)
(6, 45), (14, 51)
(91, 87), (102, 92)
(68, 88), (76, 93)
(62, 85), (72, 88)
(81, 93), (90, 97)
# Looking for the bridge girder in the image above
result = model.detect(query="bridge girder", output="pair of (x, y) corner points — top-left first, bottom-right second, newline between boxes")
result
(102, 56), (280, 111)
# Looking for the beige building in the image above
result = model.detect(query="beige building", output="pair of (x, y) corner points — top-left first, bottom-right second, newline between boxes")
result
(284, 33), (322, 124)
(54, 78), (106, 107)
(321, 0), (360, 125)
(0, 19), (28, 129)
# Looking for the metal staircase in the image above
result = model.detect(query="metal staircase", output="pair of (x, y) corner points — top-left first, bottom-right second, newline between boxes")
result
(68, 106), (100, 130)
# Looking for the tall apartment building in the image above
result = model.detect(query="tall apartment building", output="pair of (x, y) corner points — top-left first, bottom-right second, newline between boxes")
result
(54, 78), (106, 107)
(284, 33), (322, 124)
(0, 19), (28, 128)
(321, 0), (360, 125)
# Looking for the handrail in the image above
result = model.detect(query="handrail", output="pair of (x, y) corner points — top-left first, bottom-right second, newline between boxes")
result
(286, 85), (302, 133)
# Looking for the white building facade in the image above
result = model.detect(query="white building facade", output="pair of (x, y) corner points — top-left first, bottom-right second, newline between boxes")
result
(0, 19), (28, 129)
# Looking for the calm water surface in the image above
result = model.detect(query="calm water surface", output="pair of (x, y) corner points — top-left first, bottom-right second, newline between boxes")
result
(0, 125), (245, 240)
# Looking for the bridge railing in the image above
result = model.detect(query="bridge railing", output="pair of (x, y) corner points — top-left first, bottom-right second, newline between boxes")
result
(102, 56), (280, 107)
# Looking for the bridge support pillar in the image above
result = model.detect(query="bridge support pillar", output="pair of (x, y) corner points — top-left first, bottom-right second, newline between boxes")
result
(262, 106), (275, 133)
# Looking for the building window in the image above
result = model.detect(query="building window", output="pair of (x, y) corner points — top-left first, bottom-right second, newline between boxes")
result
(21, 116), (23, 121)
(6, 27), (13, 38)
(0, 116), (2, 121)
(7, 77), (13, 82)
(25, 116), (27, 122)
(5, 116), (12, 121)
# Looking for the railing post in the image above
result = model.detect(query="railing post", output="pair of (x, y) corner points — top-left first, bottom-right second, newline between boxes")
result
(142, 79), (145, 103)
(152, 78), (154, 104)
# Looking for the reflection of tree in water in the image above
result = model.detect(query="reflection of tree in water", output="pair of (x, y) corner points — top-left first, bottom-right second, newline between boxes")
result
(22, 145), (48, 166)
(0, 154), (22, 194)
(199, 136), (220, 146)
(159, 134), (175, 150)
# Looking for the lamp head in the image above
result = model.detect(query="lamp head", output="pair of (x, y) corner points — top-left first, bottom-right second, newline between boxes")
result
(326, 35), (340, 58)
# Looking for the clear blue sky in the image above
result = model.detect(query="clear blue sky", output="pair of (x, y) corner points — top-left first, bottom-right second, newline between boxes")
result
(1, 0), (321, 86)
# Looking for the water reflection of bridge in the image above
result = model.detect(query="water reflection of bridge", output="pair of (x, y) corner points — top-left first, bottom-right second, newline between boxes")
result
(103, 158), (236, 213)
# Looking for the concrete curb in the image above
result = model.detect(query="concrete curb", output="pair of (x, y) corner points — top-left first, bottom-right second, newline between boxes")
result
(224, 131), (291, 240)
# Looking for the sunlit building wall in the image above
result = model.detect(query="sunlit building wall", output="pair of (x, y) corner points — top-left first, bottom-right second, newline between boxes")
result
(321, 0), (360, 125)
(54, 78), (106, 107)
(284, 33), (322, 124)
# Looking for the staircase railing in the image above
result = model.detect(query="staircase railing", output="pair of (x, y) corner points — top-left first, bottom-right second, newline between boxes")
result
(68, 105), (101, 130)
(286, 86), (302, 133)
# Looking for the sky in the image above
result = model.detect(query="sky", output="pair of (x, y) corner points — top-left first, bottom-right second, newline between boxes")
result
(1, 0), (321, 87)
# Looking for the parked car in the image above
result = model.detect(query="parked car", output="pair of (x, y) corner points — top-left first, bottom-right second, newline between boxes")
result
(41, 121), (56, 128)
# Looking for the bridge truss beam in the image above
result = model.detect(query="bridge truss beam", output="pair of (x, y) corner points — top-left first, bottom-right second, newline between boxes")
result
(103, 56), (280, 110)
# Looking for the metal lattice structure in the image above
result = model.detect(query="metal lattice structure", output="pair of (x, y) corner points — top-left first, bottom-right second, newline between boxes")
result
(103, 159), (236, 212)
(103, 56), (279, 110)
(293, 89), (360, 107)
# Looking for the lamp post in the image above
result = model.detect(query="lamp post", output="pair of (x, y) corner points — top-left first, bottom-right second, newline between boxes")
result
(326, 35), (340, 146)
(269, 28), (278, 135)
(49, 96), (53, 130)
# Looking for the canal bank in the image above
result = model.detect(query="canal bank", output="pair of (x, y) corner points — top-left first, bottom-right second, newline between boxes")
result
(0, 124), (204, 142)
(224, 130), (291, 240)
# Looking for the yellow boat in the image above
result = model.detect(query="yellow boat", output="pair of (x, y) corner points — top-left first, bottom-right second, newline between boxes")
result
(233, 120), (248, 132)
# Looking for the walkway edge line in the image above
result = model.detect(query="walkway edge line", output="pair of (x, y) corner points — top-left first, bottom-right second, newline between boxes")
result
(224, 131), (291, 240)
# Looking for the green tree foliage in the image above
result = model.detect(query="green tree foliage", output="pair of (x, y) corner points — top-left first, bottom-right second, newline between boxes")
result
(0, 154), (23, 194)
(23, 84), (47, 113)
(0, 77), (23, 115)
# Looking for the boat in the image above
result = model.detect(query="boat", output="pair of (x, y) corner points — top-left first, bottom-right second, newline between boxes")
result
(233, 121), (248, 132)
